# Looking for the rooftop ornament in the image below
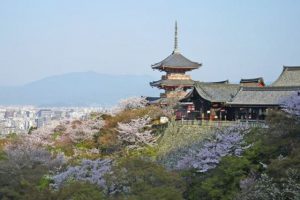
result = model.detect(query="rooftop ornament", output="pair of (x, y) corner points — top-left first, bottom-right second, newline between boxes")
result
(173, 21), (179, 54)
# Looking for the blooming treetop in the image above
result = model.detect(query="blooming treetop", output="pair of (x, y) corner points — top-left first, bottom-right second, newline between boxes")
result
(117, 96), (148, 111)
(4, 141), (65, 170)
(116, 116), (159, 150)
(25, 118), (104, 147)
(51, 159), (112, 189)
(160, 125), (250, 172)
(281, 91), (300, 117)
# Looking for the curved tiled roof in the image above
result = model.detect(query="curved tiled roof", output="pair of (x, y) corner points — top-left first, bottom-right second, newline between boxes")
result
(271, 66), (300, 86)
(151, 52), (201, 70)
(193, 81), (240, 102)
(228, 86), (300, 106)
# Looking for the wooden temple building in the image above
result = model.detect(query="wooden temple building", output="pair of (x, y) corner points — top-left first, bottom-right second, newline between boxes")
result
(150, 22), (201, 99)
(148, 23), (300, 121)
(178, 81), (240, 120)
(179, 66), (300, 121)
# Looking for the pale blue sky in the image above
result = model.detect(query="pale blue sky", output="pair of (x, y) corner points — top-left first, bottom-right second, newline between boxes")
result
(0, 0), (300, 86)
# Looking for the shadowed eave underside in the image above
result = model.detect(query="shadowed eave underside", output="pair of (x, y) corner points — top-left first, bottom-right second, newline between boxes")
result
(150, 79), (194, 87)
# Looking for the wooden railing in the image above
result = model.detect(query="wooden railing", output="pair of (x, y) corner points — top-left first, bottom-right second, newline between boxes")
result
(173, 120), (267, 128)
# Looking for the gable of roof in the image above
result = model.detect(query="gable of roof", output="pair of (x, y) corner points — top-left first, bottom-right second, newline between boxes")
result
(193, 81), (240, 102)
(228, 86), (300, 106)
(151, 52), (201, 70)
(271, 66), (300, 87)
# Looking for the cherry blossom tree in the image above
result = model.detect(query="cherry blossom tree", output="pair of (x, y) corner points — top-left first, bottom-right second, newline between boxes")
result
(65, 119), (104, 143)
(281, 91), (300, 117)
(117, 96), (148, 111)
(160, 125), (249, 172)
(24, 118), (104, 148)
(23, 121), (60, 146)
(5, 142), (64, 169)
(237, 169), (300, 200)
(1, 141), (65, 181)
(116, 116), (159, 150)
(51, 159), (112, 190)
(0, 141), (66, 199)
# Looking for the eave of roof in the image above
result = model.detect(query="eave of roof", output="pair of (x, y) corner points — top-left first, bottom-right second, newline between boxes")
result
(150, 79), (195, 87)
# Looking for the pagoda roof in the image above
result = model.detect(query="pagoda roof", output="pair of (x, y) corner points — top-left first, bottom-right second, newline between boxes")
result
(227, 86), (300, 107)
(186, 81), (240, 103)
(151, 52), (201, 70)
(271, 66), (300, 87)
(151, 22), (201, 71)
(150, 79), (194, 87)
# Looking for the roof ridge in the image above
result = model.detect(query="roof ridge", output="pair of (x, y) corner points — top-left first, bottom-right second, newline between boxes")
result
(242, 86), (300, 91)
(207, 80), (229, 84)
(240, 77), (263, 80)
(195, 81), (239, 86)
(283, 65), (300, 69)
(284, 66), (300, 71)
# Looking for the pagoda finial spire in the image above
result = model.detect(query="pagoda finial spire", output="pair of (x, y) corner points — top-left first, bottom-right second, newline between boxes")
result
(173, 21), (179, 54)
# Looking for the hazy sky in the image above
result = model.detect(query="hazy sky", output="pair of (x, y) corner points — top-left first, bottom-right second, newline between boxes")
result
(0, 0), (300, 86)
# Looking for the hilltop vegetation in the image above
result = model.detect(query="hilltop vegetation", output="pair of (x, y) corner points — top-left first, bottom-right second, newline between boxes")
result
(0, 95), (299, 200)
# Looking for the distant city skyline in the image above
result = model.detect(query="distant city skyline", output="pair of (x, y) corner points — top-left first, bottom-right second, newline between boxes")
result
(1, 0), (300, 86)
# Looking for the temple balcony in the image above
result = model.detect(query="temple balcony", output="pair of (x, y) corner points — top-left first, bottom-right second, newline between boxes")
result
(162, 74), (191, 80)
(172, 119), (267, 128)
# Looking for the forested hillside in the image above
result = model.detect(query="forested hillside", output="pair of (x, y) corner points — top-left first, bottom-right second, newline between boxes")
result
(0, 95), (299, 200)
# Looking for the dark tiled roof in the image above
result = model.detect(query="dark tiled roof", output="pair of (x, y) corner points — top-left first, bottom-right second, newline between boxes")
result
(150, 79), (194, 87)
(193, 81), (240, 102)
(228, 86), (300, 106)
(240, 77), (264, 83)
(151, 52), (201, 70)
(271, 66), (300, 86)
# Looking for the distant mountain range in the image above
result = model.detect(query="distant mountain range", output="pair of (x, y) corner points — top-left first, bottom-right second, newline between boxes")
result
(0, 72), (159, 107)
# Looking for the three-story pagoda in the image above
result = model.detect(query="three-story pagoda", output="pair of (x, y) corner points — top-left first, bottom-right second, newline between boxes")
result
(150, 22), (201, 99)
